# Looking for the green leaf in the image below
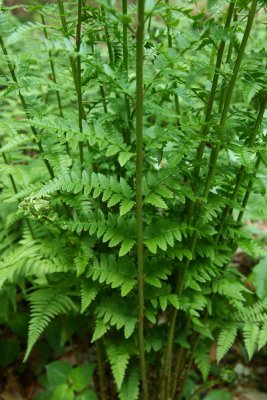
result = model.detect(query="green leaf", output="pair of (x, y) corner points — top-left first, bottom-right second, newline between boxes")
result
(107, 193), (122, 207)
(91, 320), (108, 342)
(118, 152), (134, 167)
(121, 280), (136, 297)
(76, 390), (98, 400)
(109, 233), (124, 247)
(119, 368), (140, 400)
(154, 185), (173, 198)
(195, 344), (210, 381)
(119, 239), (135, 257)
(110, 353), (130, 389)
(217, 325), (238, 362)
(144, 193), (168, 209)
(168, 294), (180, 309)
(106, 145), (120, 156)
(81, 282), (98, 313)
(156, 235), (167, 251)
(120, 199), (135, 216)
(144, 238), (157, 254)
(46, 361), (72, 387)
(69, 364), (94, 392)
(243, 322), (259, 360)
(204, 390), (232, 400)
(52, 384), (74, 400)
(124, 319), (136, 338)
(258, 321), (267, 350)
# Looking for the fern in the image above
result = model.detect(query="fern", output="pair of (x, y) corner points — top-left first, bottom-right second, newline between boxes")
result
(217, 324), (238, 362)
(0, 0), (266, 398)
(107, 342), (130, 390)
(119, 366), (140, 400)
(24, 287), (77, 361)
(194, 342), (211, 381)
(243, 322), (260, 360)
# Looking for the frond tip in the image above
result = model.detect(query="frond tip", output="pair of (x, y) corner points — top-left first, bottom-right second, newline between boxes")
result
(24, 288), (76, 361)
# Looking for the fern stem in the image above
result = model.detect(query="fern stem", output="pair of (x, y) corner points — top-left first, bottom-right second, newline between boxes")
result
(76, 0), (84, 170)
(171, 346), (187, 398)
(215, 96), (267, 243)
(101, 7), (114, 67)
(186, 0), (236, 222)
(41, 14), (70, 157)
(218, 9), (237, 114)
(236, 155), (261, 224)
(100, 85), (108, 113)
(165, 0), (181, 127)
(57, 0), (68, 33)
(161, 2), (257, 397)
(179, 0), (258, 328)
(57, 0), (86, 118)
(96, 341), (107, 400)
(57, 0), (77, 90)
(176, 338), (199, 400)
(0, 35), (54, 179)
(136, 0), (148, 398)
(41, 15), (64, 118)
(202, 0), (258, 199)
(237, 103), (267, 225)
(122, 0), (128, 72)
(122, 0), (131, 145)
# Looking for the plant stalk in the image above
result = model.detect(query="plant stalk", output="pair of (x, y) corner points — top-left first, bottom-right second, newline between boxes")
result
(41, 15), (64, 118)
(76, 0), (84, 170)
(215, 97), (267, 243)
(41, 14), (70, 157)
(161, 2), (258, 397)
(122, 0), (131, 145)
(122, 0), (128, 72)
(101, 7), (114, 67)
(0, 35), (54, 179)
(136, 0), (148, 397)
(57, 0), (86, 120)
(96, 340), (107, 400)
(186, 0), (236, 222)
(236, 155), (261, 224)
(165, 0), (181, 127)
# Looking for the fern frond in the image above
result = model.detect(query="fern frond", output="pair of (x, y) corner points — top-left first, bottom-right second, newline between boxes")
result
(87, 255), (136, 296)
(217, 324), (238, 362)
(24, 287), (77, 361)
(95, 296), (137, 338)
(107, 342), (130, 390)
(119, 366), (140, 400)
(194, 342), (210, 381)
(243, 322), (260, 360)
(258, 321), (267, 350)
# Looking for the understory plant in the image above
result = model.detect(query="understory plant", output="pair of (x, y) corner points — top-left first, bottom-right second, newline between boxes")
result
(0, 0), (267, 399)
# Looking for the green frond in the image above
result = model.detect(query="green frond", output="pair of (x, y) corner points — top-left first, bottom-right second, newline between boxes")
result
(119, 366), (140, 400)
(217, 324), (238, 362)
(107, 342), (130, 390)
(258, 321), (267, 350)
(194, 342), (210, 381)
(80, 281), (99, 314)
(95, 296), (137, 339)
(243, 322), (260, 360)
(87, 255), (136, 296)
(24, 287), (77, 361)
